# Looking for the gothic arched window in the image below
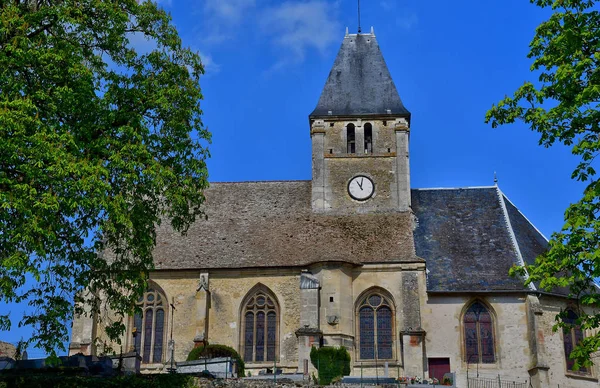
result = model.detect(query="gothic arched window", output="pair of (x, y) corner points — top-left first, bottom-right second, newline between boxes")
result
(563, 309), (587, 373)
(364, 123), (373, 154)
(463, 301), (495, 364)
(241, 286), (279, 362)
(347, 124), (356, 154)
(356, 290), (395, 360)
(131, 287), (166, 364)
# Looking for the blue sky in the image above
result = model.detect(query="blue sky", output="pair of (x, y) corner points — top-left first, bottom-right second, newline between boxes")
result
(0, 0), (585, 355)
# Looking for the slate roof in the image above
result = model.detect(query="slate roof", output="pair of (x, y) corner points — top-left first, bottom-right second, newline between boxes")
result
(309, 32), (410, 118)
(411, 187), (550, 293)
(153, 181), (418, 270)
(153, 182), (554, 295)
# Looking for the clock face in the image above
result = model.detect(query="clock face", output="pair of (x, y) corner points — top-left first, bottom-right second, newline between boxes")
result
(348, 175), (374, 201)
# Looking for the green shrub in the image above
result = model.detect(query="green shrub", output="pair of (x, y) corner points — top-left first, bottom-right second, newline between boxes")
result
(310, 346), (351, 385)
(186, 344), (245, 377)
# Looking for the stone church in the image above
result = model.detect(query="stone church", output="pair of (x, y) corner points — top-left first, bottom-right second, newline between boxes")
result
(71, 29), (599, 387)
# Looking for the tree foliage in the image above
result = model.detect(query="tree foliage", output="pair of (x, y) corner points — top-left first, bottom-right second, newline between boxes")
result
(0, 0), (209, 354)
(486, 0), (600, 369)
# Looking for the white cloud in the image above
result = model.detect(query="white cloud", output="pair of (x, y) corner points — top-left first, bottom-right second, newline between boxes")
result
(197, 0), (341, 70)
(380, 0), (395, 11)
(260, 1), (340, 70)
(204, 0), (256, 23)
(198, 50), (221, 75)
(396, 13), (418, 30)
(202, 0), (256, 43)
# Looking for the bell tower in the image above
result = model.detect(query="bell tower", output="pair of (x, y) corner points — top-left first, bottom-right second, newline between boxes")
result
(310, 28), (412, 214)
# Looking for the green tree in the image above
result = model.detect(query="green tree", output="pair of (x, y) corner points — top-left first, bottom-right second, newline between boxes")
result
(486, 0), (600, 369)
(0, 0), (209, 355)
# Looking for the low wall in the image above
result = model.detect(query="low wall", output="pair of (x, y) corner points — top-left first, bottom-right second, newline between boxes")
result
(177, 357), (237, 378)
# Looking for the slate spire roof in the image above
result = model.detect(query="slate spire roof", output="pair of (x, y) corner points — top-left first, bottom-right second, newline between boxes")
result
(310, 30), (410, 118)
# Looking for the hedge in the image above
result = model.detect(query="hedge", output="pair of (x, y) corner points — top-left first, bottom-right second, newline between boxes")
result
(186, 344), (245, 377)
(310, 346), (351, 385)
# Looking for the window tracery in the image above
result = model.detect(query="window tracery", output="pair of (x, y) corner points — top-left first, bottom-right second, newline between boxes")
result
(132, 287), (166, 364)
(463, 300), (495, 364)
(241, 286), (279, 362)
(356, 290), (394, 360)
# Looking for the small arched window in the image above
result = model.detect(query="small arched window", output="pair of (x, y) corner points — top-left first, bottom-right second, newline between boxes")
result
(364, 123), (373, 154)
(356, 290), (395, 360)
(463, 301), (495, 364)
(347, 124), (356, 154)
(132, 287), (166, 364)
(241, 286), (279, 362)
(563, 309), (587, 373)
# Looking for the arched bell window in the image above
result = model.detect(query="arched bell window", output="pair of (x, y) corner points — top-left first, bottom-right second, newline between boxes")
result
(131, 286), (167, 364)
(463, 300), (495, 364)
(240, 285), (279, 362)
(347, 124), (356, 154)
(364, 123), (373, 154)
(356, 289), (395, 360)
(563, 309), (588, 373)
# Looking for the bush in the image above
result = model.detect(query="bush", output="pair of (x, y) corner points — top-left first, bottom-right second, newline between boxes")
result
(186, 344), (245, 377)
(310, 346), (351, 385)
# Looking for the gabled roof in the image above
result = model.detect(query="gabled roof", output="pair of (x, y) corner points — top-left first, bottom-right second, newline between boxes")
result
(152, 181), (419, 270)
(151, 181), (559, 295)
(411, 186), (554, 293)
(309, 31), (410, 118)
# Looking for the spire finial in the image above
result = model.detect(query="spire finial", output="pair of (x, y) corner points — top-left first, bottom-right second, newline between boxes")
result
(494, 171), (498, 186)
(357, 0), (361, 33)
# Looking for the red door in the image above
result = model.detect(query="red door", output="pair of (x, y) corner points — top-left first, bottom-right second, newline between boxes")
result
(428, 358), (451, 381)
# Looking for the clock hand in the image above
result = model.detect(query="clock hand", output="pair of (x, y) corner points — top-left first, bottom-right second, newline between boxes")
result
(357, 178), (363, 190)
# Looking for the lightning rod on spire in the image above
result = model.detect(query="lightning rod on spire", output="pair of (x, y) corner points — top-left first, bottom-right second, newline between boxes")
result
(357, 0), (361, 33)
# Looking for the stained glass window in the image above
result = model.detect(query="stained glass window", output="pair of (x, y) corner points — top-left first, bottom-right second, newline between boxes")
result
(153, 309), (165, 363)
(267, 312), (277, 361)
(241, 287), (279, 362)
(563, 310), (588, 373)
(256, 312), (265, 362)
(463, 301), (495, 364)
(377, 306), (393, 359)
(143, 309), (153, 363)
(244, 312), (254, 362)
(357, 290), (395, 360)
(131, 286), (166, 364)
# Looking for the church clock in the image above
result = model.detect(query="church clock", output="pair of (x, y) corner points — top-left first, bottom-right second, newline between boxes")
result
(348, 176), (374, 201)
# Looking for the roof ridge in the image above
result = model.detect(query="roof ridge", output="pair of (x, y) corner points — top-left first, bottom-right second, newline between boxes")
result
(501, 192), (550, 242)
(412, 185), (496, 191)
(496, 186), (537, 291)
(208, 180), (310, 184)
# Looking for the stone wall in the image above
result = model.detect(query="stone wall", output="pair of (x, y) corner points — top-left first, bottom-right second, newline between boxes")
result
(104, 269), (304, 374)
(532, 295), (599, 388)
(423, 294), (532, 387)
(423, 293), (600, 388)
(311, 118), (410, 213)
